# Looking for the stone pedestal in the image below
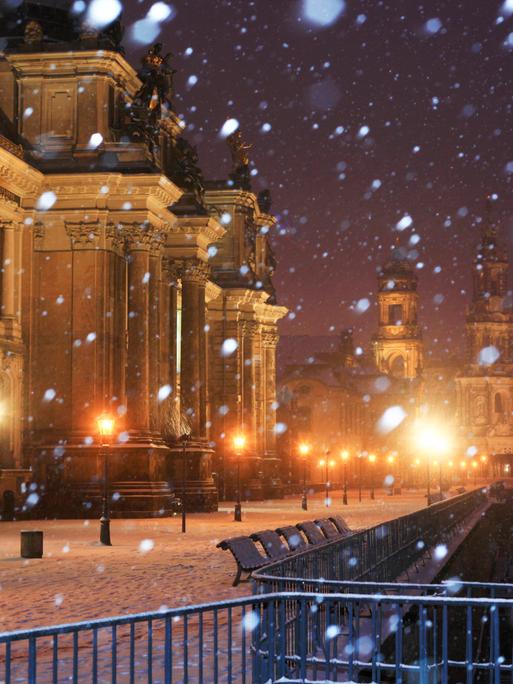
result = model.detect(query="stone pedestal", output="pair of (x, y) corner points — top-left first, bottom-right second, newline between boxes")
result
(30, 440), (178, 518)
(166, 440), (218, 512)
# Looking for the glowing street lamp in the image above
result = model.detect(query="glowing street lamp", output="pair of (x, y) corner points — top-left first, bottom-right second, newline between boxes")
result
(340, 449), (350, 505)
(414, 422), (451, 506)
(233, 434), (246, 522)
(368, 453), (377, 500)
(96, 414), (115, 546)
(298, 442), (311, 511)
(319, 453), (335, 507)
(471, 459), (478, 486)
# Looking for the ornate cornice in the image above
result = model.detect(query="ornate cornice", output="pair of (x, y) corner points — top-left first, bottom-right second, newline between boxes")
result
(0, 134), (23, 160)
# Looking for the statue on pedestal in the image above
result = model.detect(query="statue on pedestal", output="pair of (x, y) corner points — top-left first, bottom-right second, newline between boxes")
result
(227, 130), (252, 190)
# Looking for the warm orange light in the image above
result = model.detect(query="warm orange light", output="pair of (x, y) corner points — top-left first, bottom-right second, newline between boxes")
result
(233, 434), (246, 451)
(340, 449), (350, 461)
(415, 458), (421, 466)
(368, 453), (376, 464)
(460, 461), (466, 469)
(387, 455), (395, 464)
(448, 460), (454, 468)
(97, 415), (115, 438)
(319, 459), (325, 467)
(329, 459), (335, 468)
(480, 455), (487, 463)
(471, 460), (478, 469)
(298, 442), (311, 457)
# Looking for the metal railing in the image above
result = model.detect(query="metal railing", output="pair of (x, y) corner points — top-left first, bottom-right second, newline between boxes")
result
(2, 586), (513, 683)
(253, 487), (488, 593)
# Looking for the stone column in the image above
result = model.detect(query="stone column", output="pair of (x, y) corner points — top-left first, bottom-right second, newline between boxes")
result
(173, 259), (216, 511)
(0, 221), (15, 317)
(180, 260), (209, 437)
(262, 328), (282, 496)
(125, 227), (152, 433)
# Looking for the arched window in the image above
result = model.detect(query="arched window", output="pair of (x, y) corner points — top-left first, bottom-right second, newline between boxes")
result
(390, 355), (405, 378)
(495, 393), (504, 413)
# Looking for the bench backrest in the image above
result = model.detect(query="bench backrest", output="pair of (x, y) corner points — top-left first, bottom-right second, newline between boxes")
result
(251, 530), (289, 559)
(296, 520), (327, 545)
(314, 518), (342, 541)
(329, 514), (352, 535)
(216, 536), (267, 570)
(276, 525), (308, 551)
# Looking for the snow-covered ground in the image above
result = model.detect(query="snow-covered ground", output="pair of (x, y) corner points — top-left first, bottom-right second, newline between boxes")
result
(0, 488), (431, 632)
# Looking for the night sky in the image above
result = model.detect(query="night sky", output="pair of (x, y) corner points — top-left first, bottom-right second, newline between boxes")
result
(123, 0), (513, 359)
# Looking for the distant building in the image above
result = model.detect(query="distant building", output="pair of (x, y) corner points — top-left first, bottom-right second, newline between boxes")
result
(456, 205), (513, 473)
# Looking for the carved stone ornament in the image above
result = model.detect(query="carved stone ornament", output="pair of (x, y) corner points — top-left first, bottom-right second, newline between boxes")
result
(24, 19), (43, 45)
(65, 221), (100, 248)
(262, 329), (279, 347)
(124, 222), (166, 252)
(177, 259), (210, 285)
(33, 222), (45, 249)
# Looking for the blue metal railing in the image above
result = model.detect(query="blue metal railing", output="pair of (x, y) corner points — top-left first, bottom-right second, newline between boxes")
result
(2, 586), (513, 683)
(252, 487), (488, 593)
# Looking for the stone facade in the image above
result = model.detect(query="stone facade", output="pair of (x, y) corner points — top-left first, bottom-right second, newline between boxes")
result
(372, 249), (423, 379)
(456, 212), (513, 470)
(0, 4), (286, 514)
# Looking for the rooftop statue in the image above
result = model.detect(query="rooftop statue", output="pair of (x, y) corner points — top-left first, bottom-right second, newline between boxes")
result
(227, 129), (252, 190)
(166, 136), (205, 210)
(134, 43), (176, 117)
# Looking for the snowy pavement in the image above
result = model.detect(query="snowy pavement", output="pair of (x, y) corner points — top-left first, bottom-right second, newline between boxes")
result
(0, 488), (430, 632)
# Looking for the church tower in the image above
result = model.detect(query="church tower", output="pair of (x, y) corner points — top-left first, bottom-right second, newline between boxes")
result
(372, 247), (423, 379)
(456, 201), (513, 466)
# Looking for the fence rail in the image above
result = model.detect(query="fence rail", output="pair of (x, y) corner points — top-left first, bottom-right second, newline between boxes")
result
(3, 587), (513, 683)
(253, 487), (488, 594)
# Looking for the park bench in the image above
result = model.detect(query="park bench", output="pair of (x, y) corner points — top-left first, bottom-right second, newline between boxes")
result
(296, 520), (328, 545)
(276, 525), (308, 551)
(250, 530), (289, 560)
(216, 536), (268, 587)
(314, 518), (343, 541)
(328, 514), (352, 535)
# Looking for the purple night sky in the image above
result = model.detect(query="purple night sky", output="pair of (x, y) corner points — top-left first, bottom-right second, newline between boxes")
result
(124, 0), (513, 360)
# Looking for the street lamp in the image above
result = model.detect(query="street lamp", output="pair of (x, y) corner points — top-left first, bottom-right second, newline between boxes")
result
(179, 432), (191, 533)
(414, 422), (451, 506)
(319, 455), (335, 507)
(368, 453), (376, 500)
(97, 414), (115, 546)
(472, 459), (478, 486)
(387, 454), (395, 495)
(298, 442), (311, 511)
(340, 449), (349, 505)
(358, 452), (363, 502)
(233, 434), (246, 522)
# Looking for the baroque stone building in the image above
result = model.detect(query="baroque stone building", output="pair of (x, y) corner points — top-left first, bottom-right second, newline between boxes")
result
(372, 248), (423, 379)
(0, 2), (286, 514)
(456, 208), (513, 468)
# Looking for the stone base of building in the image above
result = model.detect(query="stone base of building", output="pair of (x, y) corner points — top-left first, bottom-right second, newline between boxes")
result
(166, 440), (219, 512)
(48, 480), (179, 518)
(28, 437), (180, 518)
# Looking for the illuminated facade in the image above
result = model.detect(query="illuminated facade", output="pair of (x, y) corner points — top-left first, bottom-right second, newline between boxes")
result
(0, 3), (286, 514)
(372, 249), (423, 380)
(456, 208), (513, 468)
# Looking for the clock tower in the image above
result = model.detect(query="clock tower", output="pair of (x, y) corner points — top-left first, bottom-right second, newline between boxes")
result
(372, 247), (423, 379)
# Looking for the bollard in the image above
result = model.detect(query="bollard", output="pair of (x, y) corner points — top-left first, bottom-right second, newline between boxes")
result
(20, 530), (43, 558)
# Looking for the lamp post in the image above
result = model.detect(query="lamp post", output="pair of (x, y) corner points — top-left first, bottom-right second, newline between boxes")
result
(414, 422), (451, 507)
(298, 442), (311, 511)
(97, 415), (115, 546)
(368, 453), (376, 500)
(340, 449), (349, 505)
(387, 454), (395, 495)
(233, 434), (246, 522)
(472, 459), (478, 486)
(319, 454), (334, 507)
(180, 432), (191, 533)
(358, 452), (363, 503)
